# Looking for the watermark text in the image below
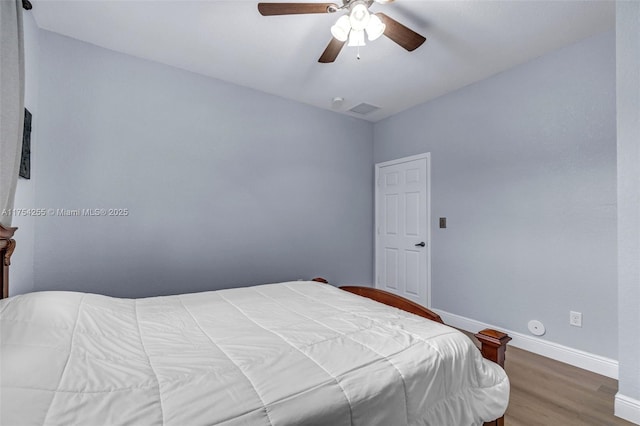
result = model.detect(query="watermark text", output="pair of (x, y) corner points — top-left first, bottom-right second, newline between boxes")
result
(1, 208), (129, 217)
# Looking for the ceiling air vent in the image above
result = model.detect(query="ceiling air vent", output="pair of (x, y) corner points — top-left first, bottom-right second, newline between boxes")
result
(348, 103), (381, 115)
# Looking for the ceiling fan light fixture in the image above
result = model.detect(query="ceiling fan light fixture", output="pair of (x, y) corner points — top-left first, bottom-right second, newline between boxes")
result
(331, 15), (351, 42)
(365, 14), (385, 41)
(348, 29), (366, 47)
(349, 3), (370, 31)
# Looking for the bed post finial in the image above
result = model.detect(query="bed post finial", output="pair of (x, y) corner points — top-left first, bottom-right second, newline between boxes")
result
(475, 329), (512, 368)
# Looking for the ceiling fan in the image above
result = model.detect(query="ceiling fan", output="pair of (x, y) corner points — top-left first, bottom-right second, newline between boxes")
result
(257, 0), (426, 63)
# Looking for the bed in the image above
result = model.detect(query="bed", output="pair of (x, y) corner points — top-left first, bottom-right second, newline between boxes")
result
(0, 271), (510, 426)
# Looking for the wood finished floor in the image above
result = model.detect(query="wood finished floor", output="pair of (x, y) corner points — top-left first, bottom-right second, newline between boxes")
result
(492, 344), (635, 425)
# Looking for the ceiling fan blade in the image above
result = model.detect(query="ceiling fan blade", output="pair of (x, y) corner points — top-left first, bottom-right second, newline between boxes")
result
(318, 37), (346, 63)
(376, 13), (426, 52)
(258, 3), (338, 16)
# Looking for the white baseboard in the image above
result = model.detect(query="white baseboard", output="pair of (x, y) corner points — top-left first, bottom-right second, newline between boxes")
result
(615, 394), (640, 425)
(432, 309), (619, 379)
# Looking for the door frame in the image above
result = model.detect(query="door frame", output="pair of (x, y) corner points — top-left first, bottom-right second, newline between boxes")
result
(374, 153), (432, 308)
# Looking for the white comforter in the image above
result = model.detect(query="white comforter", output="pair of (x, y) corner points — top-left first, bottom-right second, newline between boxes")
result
(0, 281), (509, 426)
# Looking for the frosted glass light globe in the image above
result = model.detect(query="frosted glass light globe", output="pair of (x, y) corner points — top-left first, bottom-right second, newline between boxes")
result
(349, 3), (370, 31)
(365, 14), (385, 41)
(331, 15), (351, 42)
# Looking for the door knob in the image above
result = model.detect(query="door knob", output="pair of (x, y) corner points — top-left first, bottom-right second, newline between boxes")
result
(415, 242), (426, 247)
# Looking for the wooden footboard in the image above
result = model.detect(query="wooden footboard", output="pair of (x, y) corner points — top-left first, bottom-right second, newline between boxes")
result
(311, 279), (510, 425)
(0, 224), (17, 300)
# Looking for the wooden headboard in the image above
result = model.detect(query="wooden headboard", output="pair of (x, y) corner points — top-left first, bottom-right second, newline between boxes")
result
(0, 224), (17, 299)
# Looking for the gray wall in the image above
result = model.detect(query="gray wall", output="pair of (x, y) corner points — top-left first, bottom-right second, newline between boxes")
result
(11, 10), (39, 296)
(616, 0), (640, 405)
(32, 31), (374, 298)
(374, 31), (617, 358)
(13, 17), (629, 377)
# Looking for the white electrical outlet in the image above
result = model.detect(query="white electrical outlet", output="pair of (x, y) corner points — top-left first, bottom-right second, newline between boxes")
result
(570, 311), (582, 327)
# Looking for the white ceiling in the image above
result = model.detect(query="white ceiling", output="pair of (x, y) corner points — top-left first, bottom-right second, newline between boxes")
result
(31, 0), (615, 122)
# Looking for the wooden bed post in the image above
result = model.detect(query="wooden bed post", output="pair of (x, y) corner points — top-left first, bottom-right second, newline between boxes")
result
(475, 329), (512, 368)
(476, 329), (511, 426)
(0, 224), (17, 300)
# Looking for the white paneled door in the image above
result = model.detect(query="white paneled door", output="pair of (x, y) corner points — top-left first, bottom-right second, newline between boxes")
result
(375, 154), (430, 307)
